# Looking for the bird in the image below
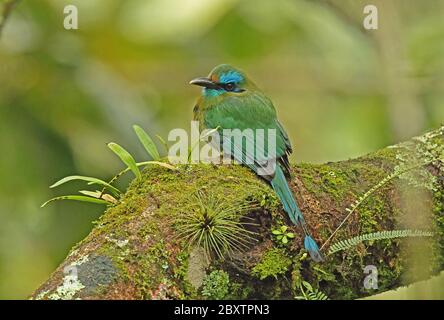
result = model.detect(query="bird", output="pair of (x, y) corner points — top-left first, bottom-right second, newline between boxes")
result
(189, 64), (323, 262)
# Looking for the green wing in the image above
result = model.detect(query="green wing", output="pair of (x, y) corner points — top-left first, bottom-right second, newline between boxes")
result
(204, 92), (292, 177)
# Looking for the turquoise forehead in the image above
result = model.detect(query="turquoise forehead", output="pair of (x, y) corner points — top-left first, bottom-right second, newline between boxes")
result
(219, 70), (244, 84)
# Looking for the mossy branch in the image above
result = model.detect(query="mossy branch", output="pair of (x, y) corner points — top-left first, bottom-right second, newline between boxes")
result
(31, 127), (444, 300)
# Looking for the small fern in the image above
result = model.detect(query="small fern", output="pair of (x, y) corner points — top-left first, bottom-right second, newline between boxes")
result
(328, 229), (434, 255)
(321, 158), (439, 250)
(307, 290), (329, 300)
(295, 281), (329, 300)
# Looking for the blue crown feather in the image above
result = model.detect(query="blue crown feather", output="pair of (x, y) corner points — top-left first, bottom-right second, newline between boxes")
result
(219, 71), (244, 84)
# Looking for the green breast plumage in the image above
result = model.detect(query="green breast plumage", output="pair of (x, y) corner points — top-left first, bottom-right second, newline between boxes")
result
(196, 91), (292, 163)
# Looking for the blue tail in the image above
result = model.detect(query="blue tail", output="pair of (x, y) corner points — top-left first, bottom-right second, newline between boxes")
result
(271, 165), (323, 262)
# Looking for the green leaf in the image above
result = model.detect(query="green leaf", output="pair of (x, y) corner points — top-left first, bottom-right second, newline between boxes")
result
(281, 225), (288, 233)
(313, 266), (329, 276)
(50, 175), (120, 196)
(79, 191), (117, 204)
(272, 229), (282, 235)
(133, 125), (160, 160)
(41, 195), (109, 208)
(107, 142), (141, 179)
(282, 236), (288, 244)
(286, 232), (295, 238)
(79, 190), (102, 198)
(276, 235), (283, 240)
(138, 161), (177, 171)
(302, 281), (313, 292)
(155, 134), (169, 153)
(188, 126), (220, 162)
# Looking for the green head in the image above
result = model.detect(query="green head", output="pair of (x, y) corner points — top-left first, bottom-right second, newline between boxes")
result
(190, 64), (257, 98)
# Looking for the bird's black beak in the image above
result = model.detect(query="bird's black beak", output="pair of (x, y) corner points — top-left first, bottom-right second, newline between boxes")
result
(189, 77), (220, 90)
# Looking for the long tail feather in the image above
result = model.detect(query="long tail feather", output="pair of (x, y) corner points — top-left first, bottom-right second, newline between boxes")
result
(304, 235), (323, 262)
(271, 165), (323, 262)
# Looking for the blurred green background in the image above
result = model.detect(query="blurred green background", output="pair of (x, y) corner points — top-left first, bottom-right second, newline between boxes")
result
(0, 0), (443, 299)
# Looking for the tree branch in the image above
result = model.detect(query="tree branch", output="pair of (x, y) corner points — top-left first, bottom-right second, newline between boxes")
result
(31, 127), (444, 300)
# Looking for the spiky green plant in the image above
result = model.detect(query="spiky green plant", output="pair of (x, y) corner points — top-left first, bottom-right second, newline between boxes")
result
(328, 229), (434, 255)
(175, 191), (257, 261)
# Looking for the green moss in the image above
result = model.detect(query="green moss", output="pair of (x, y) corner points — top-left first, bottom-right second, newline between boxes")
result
(364, 146), (399, 165)
(431, 184), (444, 271)
(358, 194), (391, 234)
(225, 281), (252, 300)
(298, 158), (394, 213)
(256, 189), (280, 212)
(251, 248), (292, 280)
(298, 163), (349, 202)
(201, 270), (230, 300)
(174, 250), (198, 297)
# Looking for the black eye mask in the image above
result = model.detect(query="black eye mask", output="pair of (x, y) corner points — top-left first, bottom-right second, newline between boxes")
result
(218, 82), (245, 93)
